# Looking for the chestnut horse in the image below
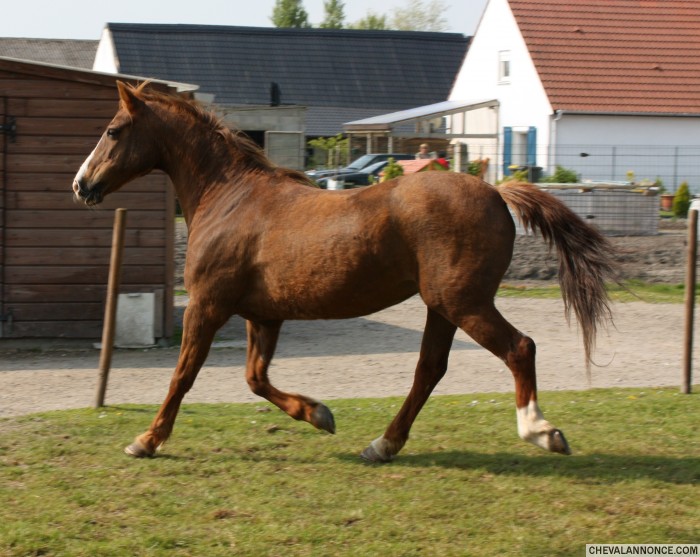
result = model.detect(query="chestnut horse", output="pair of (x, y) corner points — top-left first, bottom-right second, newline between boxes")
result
(73, 82), (617, 462)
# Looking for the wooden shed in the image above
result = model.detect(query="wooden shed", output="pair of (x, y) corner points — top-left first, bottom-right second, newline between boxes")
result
(0, 57), (188, 340)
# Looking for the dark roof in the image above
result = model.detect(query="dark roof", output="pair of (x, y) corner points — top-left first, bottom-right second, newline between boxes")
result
(0, 38), (98, 70)
(509, 0), (700, 114)
(0, 56), (197, 94)
(106, 24), (470, 135)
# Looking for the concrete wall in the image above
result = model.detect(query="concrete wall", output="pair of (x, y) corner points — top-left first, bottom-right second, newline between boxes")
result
(512, 186), (659, 236)
(219, 105), (306, 134)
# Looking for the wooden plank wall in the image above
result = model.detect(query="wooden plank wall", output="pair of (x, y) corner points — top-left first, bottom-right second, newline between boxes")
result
(1, 95), (6, 336)
(0, 69), (174, 339)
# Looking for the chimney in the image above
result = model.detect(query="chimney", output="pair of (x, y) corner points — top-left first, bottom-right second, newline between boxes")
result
(270, 82), (281, 107)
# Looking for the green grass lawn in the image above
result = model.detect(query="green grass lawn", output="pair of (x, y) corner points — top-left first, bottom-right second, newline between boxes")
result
(175, 281), (694, 305)
(1, 388), (697, 556)
(499, 280), (695, 304)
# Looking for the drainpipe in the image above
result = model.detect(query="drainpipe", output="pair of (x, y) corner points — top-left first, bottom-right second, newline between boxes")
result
(549, 110), (564, 173)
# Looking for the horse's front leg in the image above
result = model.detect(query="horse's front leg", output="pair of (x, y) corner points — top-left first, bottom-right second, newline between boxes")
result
(125, 301), (220, 457)
(246, 320), (335, 433)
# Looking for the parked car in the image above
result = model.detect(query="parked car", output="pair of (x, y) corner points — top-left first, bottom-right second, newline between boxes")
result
(306, 153), (414, 181)
(316, 160), (390, 189)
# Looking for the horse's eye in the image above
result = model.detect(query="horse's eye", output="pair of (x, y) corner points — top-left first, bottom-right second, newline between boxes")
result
(106, 128), (121, 139)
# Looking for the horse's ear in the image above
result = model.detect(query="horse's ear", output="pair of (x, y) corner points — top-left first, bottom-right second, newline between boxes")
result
(116, 80), (144, 114)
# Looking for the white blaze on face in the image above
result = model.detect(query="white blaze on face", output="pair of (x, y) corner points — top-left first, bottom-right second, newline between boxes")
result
(72, 136), (105, 193)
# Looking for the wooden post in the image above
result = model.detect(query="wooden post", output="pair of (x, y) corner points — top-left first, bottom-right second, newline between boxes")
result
(682, 209), (697, 394)
(95, 209), (127, 408)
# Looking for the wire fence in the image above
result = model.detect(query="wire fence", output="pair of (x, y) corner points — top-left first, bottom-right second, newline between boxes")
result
(553, 145), (700, 193)
(459, 143), (700, 194)
(464, 143), (683, 235)
(303, 139), (700, 194)
(525, 185), (659, 236)
(292, 140), (699, 235)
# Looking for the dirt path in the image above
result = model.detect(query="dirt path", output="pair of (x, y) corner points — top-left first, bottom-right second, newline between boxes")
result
(0, 295), (692, 418)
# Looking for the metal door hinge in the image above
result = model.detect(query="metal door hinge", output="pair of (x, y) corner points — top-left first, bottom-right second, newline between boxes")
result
(0, 115), (16, 142)
(0, 310), (13, 337)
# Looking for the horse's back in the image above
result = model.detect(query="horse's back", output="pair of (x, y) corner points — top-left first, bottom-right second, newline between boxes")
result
(385, 171), (515, 248)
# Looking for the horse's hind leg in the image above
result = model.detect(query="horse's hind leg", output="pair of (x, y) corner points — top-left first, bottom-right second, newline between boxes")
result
(361, 309), (457, 462)
(245, 320), (335, 433)
(460, 303), (571, 455)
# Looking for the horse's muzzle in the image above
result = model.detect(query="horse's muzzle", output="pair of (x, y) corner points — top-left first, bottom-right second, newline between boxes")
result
(72, 179), (104, 206)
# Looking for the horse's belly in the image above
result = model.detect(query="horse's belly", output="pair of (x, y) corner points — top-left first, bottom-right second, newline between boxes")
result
(241, 272), (418, 321)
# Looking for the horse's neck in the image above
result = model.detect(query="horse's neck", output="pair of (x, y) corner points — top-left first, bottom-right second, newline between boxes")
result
(159, 123), (235, 228)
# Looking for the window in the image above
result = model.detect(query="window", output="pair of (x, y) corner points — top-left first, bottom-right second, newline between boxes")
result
(498, 51), (511, 84)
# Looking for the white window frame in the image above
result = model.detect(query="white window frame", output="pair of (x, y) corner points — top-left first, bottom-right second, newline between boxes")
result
(498, 50), (511, 84)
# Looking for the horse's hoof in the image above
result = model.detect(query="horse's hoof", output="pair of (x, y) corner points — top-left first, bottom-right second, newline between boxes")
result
(549, 429), (571, 455)
(311, 403), (336, 434)
(360, 442), (393, 463)
(124, 441), (155, 458)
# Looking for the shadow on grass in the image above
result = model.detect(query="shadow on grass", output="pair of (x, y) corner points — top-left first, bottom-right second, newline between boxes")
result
(337, 451), (699, 485)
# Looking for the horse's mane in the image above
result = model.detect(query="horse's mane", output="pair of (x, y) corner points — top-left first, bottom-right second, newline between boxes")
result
(132, 83), (315, 187)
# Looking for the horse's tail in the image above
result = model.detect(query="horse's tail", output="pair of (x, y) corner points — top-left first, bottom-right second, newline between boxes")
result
(497, 181), (620, 370)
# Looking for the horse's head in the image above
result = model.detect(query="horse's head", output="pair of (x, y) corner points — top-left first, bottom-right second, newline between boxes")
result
(73, 81), (159, 206)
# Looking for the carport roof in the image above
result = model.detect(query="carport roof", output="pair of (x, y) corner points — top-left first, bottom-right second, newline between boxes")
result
(344, 99), (499, 136)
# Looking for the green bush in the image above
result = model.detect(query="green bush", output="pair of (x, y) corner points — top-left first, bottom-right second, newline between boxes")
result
(673, 181), (691, 218)
(498, 167), (528, 184)
(467, 159), (484, 177)
(654, 177), (667, 194)
(540, 165), (579, 183)
(382, 157), (404, 181)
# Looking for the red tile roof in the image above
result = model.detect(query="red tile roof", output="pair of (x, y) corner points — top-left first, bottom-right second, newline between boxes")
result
(508, 0), (700, 114)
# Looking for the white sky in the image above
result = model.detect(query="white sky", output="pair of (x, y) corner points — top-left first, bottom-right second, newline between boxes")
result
(0, 0), (487, 40)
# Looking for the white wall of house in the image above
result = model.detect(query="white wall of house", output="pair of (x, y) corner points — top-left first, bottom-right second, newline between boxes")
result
(554, 114), (700, 190)
(449, 0), (552, 178)
(93, 28), (118, 73)
(557, 115), (700, 146)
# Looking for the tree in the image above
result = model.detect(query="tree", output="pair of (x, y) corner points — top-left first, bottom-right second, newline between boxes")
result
(350, 12), (389, 30)
(391, 0), (448, 32)
(352, 0), (448, 31)
(308, 134), (349, 168)
(320, 0), (345, 29)
(271, 0), (310, 28)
